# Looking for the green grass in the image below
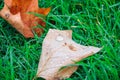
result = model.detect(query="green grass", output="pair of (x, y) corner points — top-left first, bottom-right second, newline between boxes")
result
(0, 0), (120, 80)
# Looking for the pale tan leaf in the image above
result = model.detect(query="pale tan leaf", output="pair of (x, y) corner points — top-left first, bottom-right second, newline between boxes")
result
(36, 29), (101, 80)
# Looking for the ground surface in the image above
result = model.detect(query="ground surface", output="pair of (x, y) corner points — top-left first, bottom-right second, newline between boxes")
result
(0, 0), (120, 80)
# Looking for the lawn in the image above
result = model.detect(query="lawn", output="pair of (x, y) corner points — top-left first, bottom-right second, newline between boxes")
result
(0, 0), (120, 80)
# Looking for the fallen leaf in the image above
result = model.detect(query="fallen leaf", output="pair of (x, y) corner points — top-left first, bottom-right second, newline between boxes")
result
(36, 29), (101, 80)
(0, 0), (50, 38)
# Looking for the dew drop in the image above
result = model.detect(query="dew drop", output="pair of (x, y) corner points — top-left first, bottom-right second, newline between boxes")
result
(51, 30), (54, 33)
(56, 35), (64, 42)
(66, 56), (69, 59)
(50, 61), (53, 64)
(61, 61), (64, 64)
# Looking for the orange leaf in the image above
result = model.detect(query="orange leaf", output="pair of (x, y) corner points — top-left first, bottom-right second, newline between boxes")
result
(0, 0), (50, 38)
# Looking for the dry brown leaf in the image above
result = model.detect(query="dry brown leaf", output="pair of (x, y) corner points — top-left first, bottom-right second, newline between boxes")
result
(36, 29), (101, 80)
(0, 0), (50, 38)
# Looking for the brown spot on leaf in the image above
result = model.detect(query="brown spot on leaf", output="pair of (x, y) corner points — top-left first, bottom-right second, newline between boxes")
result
(68, 45), (77, 51)
(5, 13), (10, 19)
(54, 77), (62, 80)
(64, 43), (67, 45)
(63, 42), (67, 46)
